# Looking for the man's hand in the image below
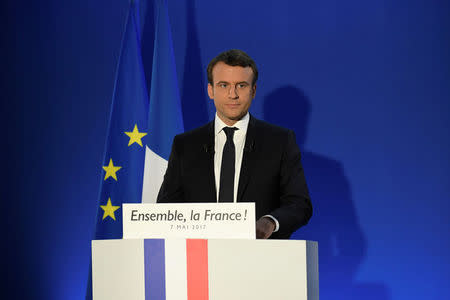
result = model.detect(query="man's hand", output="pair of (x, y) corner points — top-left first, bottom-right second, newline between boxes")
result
(256, 217), (276, 239)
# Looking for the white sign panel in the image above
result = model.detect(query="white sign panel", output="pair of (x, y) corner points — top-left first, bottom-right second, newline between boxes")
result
(123, 203), (255, 239)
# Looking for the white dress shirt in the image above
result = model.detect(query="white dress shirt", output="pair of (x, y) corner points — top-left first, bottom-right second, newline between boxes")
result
(214, 112), (249, 202)
(213, 112), (279, 232)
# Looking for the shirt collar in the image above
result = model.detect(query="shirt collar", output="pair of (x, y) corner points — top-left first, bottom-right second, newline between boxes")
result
(214, 112), (250, 136)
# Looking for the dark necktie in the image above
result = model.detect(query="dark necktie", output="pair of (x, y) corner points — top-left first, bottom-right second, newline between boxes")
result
(219, 127), (237, 202)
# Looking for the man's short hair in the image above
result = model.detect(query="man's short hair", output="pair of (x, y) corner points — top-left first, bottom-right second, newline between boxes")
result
(207, 49), (258, 86)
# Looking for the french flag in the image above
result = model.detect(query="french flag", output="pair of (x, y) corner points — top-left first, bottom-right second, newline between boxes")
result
(144, 239), (208, 300)
(141, 0), (184, 204)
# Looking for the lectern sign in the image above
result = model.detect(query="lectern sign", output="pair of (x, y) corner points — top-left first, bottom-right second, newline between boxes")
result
(122, 203), (255, 239)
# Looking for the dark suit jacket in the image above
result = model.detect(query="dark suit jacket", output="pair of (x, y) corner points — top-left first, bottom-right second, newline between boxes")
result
(157, 115), (312, 239)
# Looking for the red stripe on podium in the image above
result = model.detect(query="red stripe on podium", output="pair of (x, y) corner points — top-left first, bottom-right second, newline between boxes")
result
(186, 239), (209, 300)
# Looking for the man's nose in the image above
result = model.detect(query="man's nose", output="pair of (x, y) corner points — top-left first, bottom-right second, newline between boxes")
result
(228, 85), (239, 99)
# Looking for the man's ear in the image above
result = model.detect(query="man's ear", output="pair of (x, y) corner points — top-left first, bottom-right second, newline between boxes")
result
(207, 83), (214, 99)
(252, 84), (257, 98)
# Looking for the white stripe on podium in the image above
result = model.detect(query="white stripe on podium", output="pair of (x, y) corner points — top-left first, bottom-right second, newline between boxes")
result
(165, 239), (188, 300)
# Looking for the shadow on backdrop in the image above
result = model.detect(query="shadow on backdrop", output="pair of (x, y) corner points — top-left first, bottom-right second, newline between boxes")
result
(264, 86), (390, 300)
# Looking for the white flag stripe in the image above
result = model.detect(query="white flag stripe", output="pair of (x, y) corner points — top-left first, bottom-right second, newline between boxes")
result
(142, 146), (168, 203)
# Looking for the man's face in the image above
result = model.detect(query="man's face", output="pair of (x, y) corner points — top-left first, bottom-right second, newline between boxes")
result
(208, 62), (256, 126)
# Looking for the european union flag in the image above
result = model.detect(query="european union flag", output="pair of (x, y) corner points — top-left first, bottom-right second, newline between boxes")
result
(93, 2), (148, 240)
(87, 0), (183, 298)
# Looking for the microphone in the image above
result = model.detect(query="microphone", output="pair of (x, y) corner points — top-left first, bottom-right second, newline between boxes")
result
(203, 144), (215, 154)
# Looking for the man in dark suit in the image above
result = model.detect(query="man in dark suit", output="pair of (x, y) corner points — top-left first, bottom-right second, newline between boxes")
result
(157, 49), (312, 239)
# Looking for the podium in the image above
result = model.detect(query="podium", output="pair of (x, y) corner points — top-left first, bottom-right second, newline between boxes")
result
(92, 239), (319, 300)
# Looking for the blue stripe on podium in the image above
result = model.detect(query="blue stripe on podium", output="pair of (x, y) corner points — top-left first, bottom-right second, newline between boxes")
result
(144, 239), (166, 299)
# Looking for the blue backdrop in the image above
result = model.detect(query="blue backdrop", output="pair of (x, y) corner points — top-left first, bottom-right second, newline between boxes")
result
(3, 0), (449, 299)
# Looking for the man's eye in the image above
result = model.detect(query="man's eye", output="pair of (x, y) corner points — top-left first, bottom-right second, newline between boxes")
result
(238, 84), (247, 88)
(219, 83), (227, 88)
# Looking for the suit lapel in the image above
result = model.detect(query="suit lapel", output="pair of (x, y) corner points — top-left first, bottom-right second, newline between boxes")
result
(237, 115), (258, 202)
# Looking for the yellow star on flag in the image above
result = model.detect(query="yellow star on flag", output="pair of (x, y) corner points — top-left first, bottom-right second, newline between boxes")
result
(102, 158), (122, 181)
(100, 198), (120, 221)
(124, 124), (147, 147)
